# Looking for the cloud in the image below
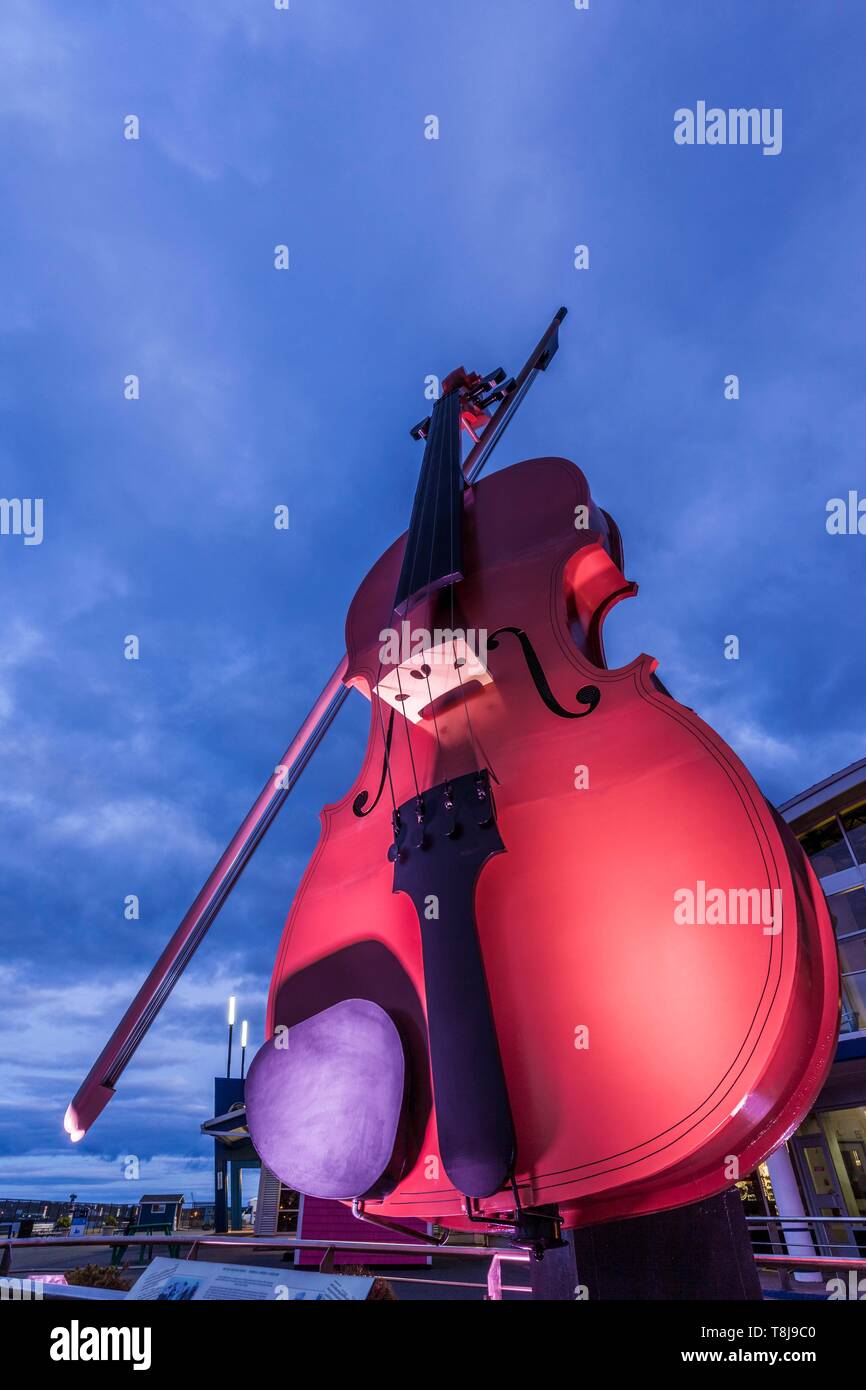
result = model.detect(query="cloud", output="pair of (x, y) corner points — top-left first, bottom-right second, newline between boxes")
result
(47, 796), (220, 859)
(0, 1), (80, 138)
(0, 619), (45, 670)
(708, 715), (799, 770)
(0, 1148), (214, 1202)
(0, 620), (48, 724)
(0, 954), (268, 1197)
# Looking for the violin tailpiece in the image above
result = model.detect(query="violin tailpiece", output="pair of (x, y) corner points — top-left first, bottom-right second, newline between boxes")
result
(392, 769), (515, 1199)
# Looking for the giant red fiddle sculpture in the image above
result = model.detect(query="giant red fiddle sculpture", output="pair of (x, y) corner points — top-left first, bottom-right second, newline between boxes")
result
(67, 310), (838, 1253)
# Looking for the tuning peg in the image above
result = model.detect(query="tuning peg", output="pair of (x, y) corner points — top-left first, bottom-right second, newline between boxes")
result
(475, 384), (510, 410)
(443, 783), (460, 839)
(478, 366), (507, 389)
(475, 771), (495, 828)
(388, 809), (405, 862)
(412, 795), (428, 850)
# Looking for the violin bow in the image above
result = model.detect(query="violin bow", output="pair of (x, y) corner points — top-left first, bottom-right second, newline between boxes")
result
(65, 657), (350, 1140)
(65, 307), (568, 1141)
(464, 306), (566, 484)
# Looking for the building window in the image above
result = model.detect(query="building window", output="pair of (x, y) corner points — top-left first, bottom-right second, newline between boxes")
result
(840, 1141), (866, 1206)
(840, 801), (866, 866)
(799, 816), (855, 878)
(827, 887), (866, 1034)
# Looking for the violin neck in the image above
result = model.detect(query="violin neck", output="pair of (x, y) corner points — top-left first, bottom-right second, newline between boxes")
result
(392, 390), (464, 616)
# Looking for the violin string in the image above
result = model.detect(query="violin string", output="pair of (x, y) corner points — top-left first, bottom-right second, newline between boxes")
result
(369, 376), (488, 829)
(390, 392), (453, 812)
(424, 665), (444, 767)
(374, 404), (441, 823)
(452, 623), (483, 771)
(398, 388), (459, 802)
(381, 386), (468, 817)
(369, 558), (405, 822)
(403, 393), (443, 618)
(447, 390), (485, 775)
(424, 390), (451, 602)
(421, 389), (454, 780)
(394, 663), (421, 800)
(373, 675), (398, 819)
(437, 386), (458, 785)
(400, 410), (437, 797)
(422, 399), (447, 597)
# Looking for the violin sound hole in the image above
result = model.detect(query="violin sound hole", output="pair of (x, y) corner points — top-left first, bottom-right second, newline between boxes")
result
(488, 626), (600, 720)
(353, 708), (395, 818)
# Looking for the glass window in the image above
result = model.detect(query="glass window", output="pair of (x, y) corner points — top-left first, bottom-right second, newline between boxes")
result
(827, 886), (866, 941)
(840, 1142), (866, 1203)
(838, 934), (866, 977)
(801, 1144), (836, 1197)
(799, 817), (854, 878)
(839, 972), (866, 1034)
(827, 889), (866, 1034)
(813, 1107), (866, 1224)
(841, 801), (866, 866)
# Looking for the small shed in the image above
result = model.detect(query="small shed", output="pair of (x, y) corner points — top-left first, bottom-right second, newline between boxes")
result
(136, 1194), (184, 1231)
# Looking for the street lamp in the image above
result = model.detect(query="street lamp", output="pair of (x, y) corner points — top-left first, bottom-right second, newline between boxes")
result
(240, 1020), (249, 1080)
(226, 996), (236, 1078)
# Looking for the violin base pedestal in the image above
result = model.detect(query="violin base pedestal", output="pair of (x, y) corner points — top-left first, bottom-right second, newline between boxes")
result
(529, 1190), (762, 1301)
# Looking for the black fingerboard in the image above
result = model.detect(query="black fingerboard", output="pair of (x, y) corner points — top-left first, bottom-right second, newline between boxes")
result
(393, 390), (464, 616)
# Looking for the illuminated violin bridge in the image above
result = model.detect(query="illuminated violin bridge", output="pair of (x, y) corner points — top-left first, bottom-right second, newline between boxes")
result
(374, 635), (492, 725)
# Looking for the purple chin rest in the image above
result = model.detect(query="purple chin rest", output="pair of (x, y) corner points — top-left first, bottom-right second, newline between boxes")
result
(245, 998), (407, 1201)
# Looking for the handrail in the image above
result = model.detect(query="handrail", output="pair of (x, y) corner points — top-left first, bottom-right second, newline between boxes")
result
(6, 1226), (866, 1297)
(744, 1212), (866, 1264)
(744, 1215), (866, 1224)
(754, 1254), (866, 1269)
(0, 1231), (532, 1301)
(0, 1232), (526, 1256)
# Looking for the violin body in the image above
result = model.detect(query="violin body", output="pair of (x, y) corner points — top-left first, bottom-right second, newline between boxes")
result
(249, 454), (838, 1230)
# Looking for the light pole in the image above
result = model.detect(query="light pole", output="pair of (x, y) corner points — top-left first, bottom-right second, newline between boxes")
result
(226, 996), (236, 1078)
(240, 1019), (249, 1080)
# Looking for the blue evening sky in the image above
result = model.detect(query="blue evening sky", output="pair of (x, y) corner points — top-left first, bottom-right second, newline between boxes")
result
(1, 1), (864, 1203)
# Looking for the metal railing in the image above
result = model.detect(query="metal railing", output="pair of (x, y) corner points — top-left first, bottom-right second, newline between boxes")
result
(746, 1213), (866, 1255)
(0, 1231), (532, 1300)
(746, 1212), (866, 1293)
(6, 1217), (866, 1300)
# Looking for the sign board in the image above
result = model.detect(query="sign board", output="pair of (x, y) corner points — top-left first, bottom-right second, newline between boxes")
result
(125, 1257), (375, 1302)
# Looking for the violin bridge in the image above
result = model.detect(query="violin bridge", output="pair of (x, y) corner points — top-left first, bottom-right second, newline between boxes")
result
(374, 636), (492, 725)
